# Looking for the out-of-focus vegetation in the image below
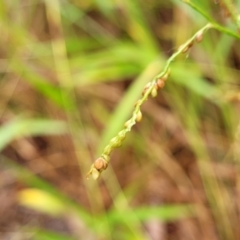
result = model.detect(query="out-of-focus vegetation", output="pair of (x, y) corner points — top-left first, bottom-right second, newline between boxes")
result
(1, 0), (240, 239)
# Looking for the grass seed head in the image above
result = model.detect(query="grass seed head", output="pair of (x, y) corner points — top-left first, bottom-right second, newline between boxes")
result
(94, 157), (108, 170)
(196, 31), (204, 42)
(157, 79), (165, 89)
(151, 87), (158, 98)
(136, 110), (142, 122)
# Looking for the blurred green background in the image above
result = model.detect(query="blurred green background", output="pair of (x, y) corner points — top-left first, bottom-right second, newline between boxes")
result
(1, 0), (240, 239)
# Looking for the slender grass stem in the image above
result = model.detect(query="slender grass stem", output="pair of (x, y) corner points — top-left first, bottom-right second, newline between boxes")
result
(182, 0), (240, 40)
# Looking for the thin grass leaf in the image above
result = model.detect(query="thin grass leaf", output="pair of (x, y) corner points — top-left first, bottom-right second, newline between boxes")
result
(32, 228), (76, 240)
(0, 118), (67, 151)
(74, 64), (141, 85)
(171, 63), (219, 99)
(107, 205), (194, 225)
(18, 188), (67, 216)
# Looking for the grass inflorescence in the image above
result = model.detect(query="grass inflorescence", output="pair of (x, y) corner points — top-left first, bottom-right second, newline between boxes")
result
(87, 23), (215, 179)
(88, 0), (240, 180)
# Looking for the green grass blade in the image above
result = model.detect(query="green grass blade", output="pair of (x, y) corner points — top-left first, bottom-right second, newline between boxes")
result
(107, 205), (194, 225)
(0, 118), (67, 151)
(32, 228), (76, 240)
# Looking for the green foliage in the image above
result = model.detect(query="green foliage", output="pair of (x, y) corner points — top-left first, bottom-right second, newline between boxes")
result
(0, 118), (67, 151)
(32, 229), (76, 240)
(1, 0), (240, 239)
